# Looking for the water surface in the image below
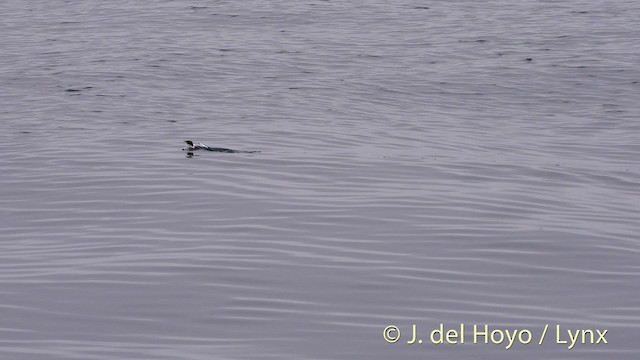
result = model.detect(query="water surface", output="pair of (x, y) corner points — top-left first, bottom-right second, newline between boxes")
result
(1, 0), (639, 359)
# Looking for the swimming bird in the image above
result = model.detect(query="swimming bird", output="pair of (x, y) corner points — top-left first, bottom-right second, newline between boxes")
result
(183, 140), (212, 151)
(183, 140), (258, 153)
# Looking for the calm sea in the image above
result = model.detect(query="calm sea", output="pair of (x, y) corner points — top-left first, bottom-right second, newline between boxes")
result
(1, 0), (639, 359)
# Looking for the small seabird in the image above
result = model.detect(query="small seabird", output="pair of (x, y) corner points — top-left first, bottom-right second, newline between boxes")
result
(183, 140), (258, 154)
(183, 140), (211, 151)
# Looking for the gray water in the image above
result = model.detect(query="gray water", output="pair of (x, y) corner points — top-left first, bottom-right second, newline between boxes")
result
(1, 0), (639, 359)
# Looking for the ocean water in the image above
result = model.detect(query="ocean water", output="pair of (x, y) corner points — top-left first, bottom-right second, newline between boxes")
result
(1, 0), (639, 359)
